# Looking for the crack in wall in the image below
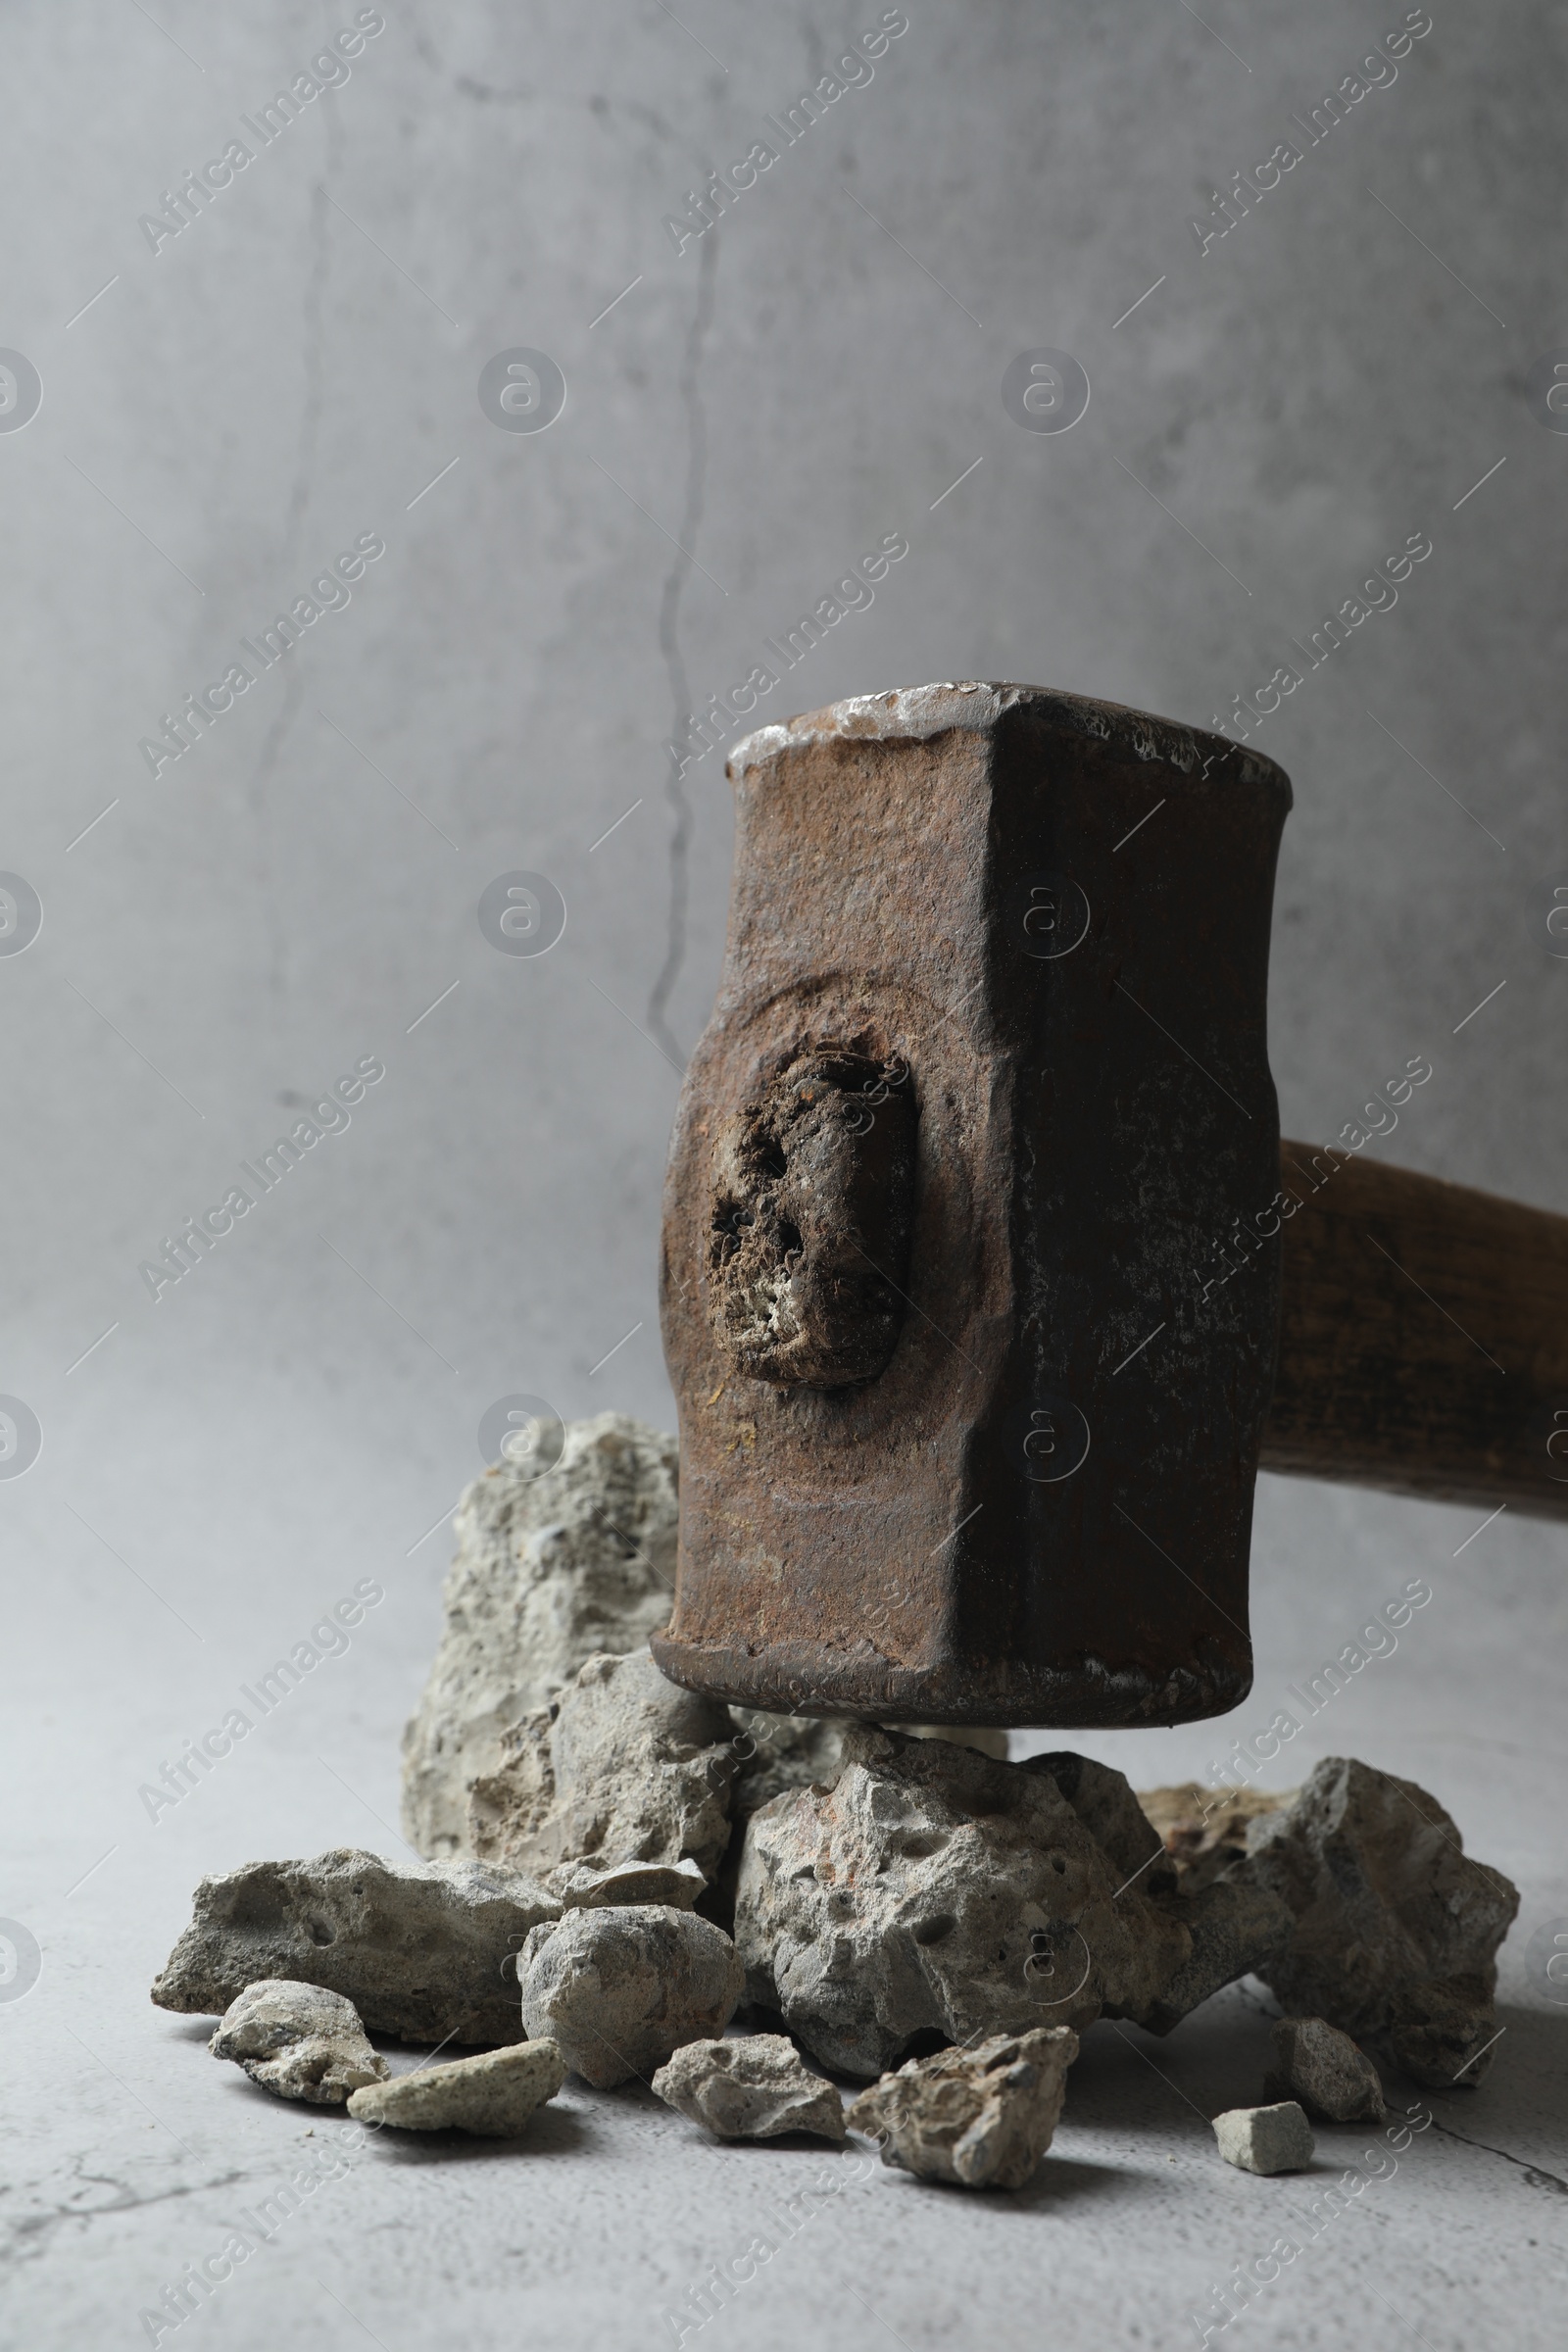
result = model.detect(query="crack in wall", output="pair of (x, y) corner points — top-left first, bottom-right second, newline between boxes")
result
(646, 230), (719, 1068)
(453, 74), (676, 138)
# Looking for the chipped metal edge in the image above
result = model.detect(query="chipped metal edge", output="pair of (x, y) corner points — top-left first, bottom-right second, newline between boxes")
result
(726, 681), (1291, 800)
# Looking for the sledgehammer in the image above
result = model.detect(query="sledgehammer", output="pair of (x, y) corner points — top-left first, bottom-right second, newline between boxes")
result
(652, 684), (1568, 1730)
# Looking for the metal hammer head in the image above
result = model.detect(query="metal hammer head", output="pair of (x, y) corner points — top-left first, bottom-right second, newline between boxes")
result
(653, 684), (1292, 1729)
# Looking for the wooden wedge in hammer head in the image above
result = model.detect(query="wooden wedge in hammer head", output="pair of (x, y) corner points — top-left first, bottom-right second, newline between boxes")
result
(653, 683), (1568, 1729)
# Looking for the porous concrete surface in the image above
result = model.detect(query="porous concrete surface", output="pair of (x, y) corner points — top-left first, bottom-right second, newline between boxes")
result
(1029, 1753), (1175, 1888)
(5, 0), (1566, 2343)
(150, 1847), (559, 2044)
(466, 1646), (736, 1883)
(734, 1727), (1194, 2075)
(850, 2028), (1079, 2190)
(401, 1417), (678, 1857)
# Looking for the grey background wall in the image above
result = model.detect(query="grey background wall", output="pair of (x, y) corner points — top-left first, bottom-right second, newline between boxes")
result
(4, 5), (1564, 2344)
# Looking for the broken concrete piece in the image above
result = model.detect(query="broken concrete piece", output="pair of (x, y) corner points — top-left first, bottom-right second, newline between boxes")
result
(849, 2028), (1078, 2190)
(545, 1855), (707, 1910)
(402, 1413), (678, 1857)
(1027, 1752), (1175, 1890)
(347, 2040), (565, 2135)
(1212, 2100), (1314, 2175)
(467, 1648), (737, 1884)
(1239, 1757), (1520, 2086)
(1265, 2016), (1386, 2123)
(733, 1727), (1191, 2079)
(1385, 1971), (1505, 2089)
(652, 2034), (846, 2142)
(1136, 1783), (1293, 1892)
(208, 1980), (388, 2106)
(518, 1904), (744, 2089)
(695, 1711), (850, 1938)
(730, 1715), (1005, 1817)
(729, 1709), (851, 1817)
(151, 1848), (559, 2045)
(1138, 1880), (1296, 2036)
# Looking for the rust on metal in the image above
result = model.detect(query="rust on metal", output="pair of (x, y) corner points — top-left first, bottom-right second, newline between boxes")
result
(654, 683), (1292, 1730)
(708, 1049), (917, 1389)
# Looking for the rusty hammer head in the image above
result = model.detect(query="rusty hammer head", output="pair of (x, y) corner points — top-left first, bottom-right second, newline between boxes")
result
(653, 684), (1292, 1729)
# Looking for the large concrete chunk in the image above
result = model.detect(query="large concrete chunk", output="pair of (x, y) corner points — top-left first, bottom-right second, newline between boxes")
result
(1026, 1752), (1174, 1889)
(1384, 1971), (1508, 2089)
(1137, 1782), (1294, 1892)
(401, 1413), (678, 1857)
(728, 1709), (853, 1819)
(708, 1716), (1005, 1934)
(518, 1904), (744, 2089)
(1239, 1757), (1519, 2085)
(652, 2034), (846, 2143)
(150, 1848), (559, 2045)
(849, 2027), (1078, 2191)
(733, 1728), (1191, 2080)
(347, 2041), (565, 2135)
(466, 1648), (737, 1884)
(1137, 1879), (1296, 2035)
(208, 1981), (388, 2106)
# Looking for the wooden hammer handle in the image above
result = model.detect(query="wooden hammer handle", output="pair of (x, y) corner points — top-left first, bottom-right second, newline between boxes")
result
(1263, 1144), (1568, 1519)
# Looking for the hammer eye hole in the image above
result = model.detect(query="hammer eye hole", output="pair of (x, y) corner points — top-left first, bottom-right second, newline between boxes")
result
(707, 1046), (917, 1389)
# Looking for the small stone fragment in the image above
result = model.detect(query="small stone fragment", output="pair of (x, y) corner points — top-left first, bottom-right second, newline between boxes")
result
(734, 1727), (1190, 2079)
(402, 1413), (678, 1857)
(546, 1855), (707, 1910)
(849, 2028), (1078, 2191)
(209, 1981), (388, 2106)
(1138, 1880), (1296, 2035)
(1136, 1783), (1294, 1893)
(1211, 2100), (1314, 2175)
(1265, 2016), (1385, 2123)
(347, 2040), (565, 2135)
(652, 2034), (846, 2142)
(518, 1904), (744, 2089)
(467, 1648), (737, 1885)
(151, 1848), (558, 2044)
(1238, 1757), (1519, 2086)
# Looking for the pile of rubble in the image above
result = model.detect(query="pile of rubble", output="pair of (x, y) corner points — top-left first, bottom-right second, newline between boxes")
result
(151, 1415), (1520, 2190)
